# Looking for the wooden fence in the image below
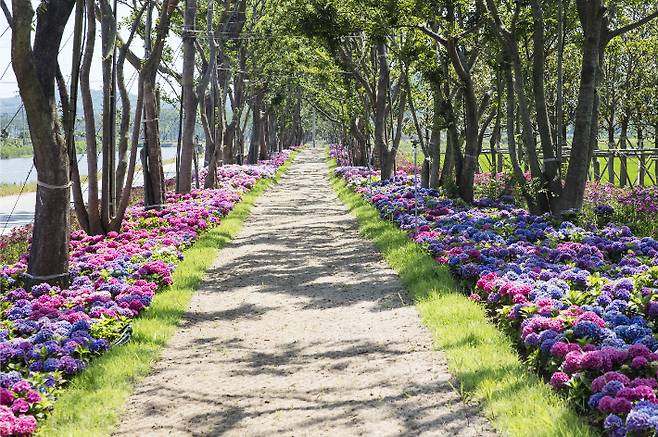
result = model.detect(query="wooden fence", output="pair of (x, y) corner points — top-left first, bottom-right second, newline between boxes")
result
(477, 147), (658, 187)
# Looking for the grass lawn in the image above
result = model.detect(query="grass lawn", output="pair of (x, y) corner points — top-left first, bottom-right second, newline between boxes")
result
(0, 181), (37, 197)
(397, 137), (658, 187)
(327, 154), (596, 437)
(36, 150), (301, 436)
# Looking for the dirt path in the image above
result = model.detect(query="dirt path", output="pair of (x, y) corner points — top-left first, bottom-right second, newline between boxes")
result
(115, 148), (495, 436)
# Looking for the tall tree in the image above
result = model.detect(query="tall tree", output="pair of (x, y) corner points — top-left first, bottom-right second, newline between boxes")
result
(9, 0), (75, 286)
(177, 0), (198, 194)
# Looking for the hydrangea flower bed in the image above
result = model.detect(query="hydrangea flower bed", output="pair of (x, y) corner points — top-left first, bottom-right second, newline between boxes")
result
(0, 148), (297, 435)
(331, 146), (658, 436)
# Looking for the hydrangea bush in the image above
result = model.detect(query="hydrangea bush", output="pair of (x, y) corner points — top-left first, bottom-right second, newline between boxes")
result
(0, 147), (299, 435)
(331, 144), (658, 436)
(583, 183), (658, 237)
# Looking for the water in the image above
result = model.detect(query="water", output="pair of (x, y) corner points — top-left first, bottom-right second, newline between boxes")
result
(0, 147), (178, 185)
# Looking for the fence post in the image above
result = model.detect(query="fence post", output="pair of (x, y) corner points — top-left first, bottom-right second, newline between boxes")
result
(620, 136), (628, 187)
(638, 129), (645, 186)
(608, 151), (615, 184)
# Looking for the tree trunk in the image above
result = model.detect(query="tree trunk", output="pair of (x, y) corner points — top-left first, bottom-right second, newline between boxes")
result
(115, 22), (134, 202)
(619, 116), (629, 186)
(559, 0), (605, 211)
(374, 41), (391, 180)
(143, 80), (165, 208)
(504, 61), (537, 213)
(455, 78), (478, 200)
(80, 0), (103, 234)
(486, 0), (543, 209)
(100, 0), (117, 227)
(349, 117), (367, 166)
(638, 125), (645, 186)
(248, 92), (262, 164)
(556, 0), (566, 171)
(428, 83), (442, 189)
(223, 119), (236, 164)
(258, 107), (268, 161)
(11, 0), (75, 287)
(177, 0), (197, 194)
(530, 0), (561, 209)
(201, 95), (217, 188)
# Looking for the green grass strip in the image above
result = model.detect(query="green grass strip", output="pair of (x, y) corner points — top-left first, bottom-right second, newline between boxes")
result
(37, 149), (301, 437)
(327, 156), (597, 437)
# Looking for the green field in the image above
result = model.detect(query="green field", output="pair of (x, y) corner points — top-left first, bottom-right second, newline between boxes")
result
(396, 137), (658, 186)
(0, 139), (33, 159)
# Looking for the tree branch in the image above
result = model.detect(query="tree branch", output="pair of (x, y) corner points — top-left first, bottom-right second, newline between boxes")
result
(336, 45), (375, 101)
(106, 9), (182, 83)
(608, 9), (658, 41)
(415, 25), (447, 46)
(304, 97), (340, 124)
(0, 0), (12, 28)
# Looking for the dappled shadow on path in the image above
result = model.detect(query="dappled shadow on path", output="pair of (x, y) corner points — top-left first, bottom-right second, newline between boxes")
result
(117, 336), (489, 436)
(115, 149), (494, 437)
(199, 183), (405, 313)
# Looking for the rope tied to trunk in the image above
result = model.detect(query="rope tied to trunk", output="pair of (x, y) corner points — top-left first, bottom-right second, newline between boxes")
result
(36, 180), (72, 190)
(23, 271), (70, 281)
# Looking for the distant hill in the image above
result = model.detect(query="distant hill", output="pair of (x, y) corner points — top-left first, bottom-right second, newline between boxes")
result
(0, 89), (132, 115)
(0, 90), (183, 142)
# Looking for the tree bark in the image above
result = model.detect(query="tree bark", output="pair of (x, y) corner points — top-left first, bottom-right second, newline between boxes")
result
(140, 0), (178, 208)
(142, 80), (165, 207)
(80, 0), (103, 234)
(559, 0), (605, 211)
(178, 0), (198, 194)
(445, 39), (478, 203)
(100, 0), (117, 227)
(503, 62), (537, 212)
(11, 0), (75, 287)
(374, 41), (392, 179)
(530, 0), (562, 208)
(619, 115), (629, 186)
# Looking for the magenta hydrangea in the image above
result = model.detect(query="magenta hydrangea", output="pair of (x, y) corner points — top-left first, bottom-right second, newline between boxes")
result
(0, 146), (301, 434)
(332, 143), (658, 436)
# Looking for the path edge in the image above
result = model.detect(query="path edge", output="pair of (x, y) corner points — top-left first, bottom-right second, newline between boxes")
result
(37, 149), (303, 437)
(326, 153), (595, 437)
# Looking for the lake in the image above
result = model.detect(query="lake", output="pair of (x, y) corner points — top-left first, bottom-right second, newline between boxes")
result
(0, 147), (178, 185)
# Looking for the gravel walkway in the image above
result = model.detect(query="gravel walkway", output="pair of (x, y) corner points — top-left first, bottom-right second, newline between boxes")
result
(115, 148), (495, 436)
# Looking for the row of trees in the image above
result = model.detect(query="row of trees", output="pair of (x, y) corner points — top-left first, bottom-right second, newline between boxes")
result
(286, 0), (657, 213)
(1, 0), (316, 285)
(2, 0), (655, 285)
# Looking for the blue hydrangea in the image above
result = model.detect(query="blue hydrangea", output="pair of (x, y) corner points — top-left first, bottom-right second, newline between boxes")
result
(602, 380), (624, 396)
(89, 339), (109, 353)
(588, 392), (605, 409)
(540, 338), (557, 355)
(604, 311), (630, 327)
(43, 358), (60, 372)
(573, 321), (603, 341)
(524, 333), (540, 347)
(615, 325), (652, 343)
(604, 414), (623, 430)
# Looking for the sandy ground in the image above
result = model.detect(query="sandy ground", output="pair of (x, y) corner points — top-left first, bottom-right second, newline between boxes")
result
(115, 148), (495, 436)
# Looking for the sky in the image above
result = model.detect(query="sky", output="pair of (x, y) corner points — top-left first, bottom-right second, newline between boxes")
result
(0, 3), (182, 100)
